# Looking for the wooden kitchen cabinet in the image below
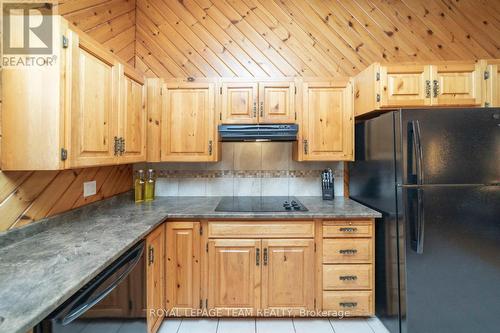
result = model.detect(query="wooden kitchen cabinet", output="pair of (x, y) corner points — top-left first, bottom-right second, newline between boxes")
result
(207, 239), (261, 314)
(354, 61), (488, 117)
(146, 225), (165, 333)
(430, 63), (482, 106)
(220, 82), (258, 124)
(118, 65), (147, 163)
(259, 81), (296, 123)
(68, 30), (121, 168)
(219, 79), (295, 124)
(485, 59), (500, 107)
(166, 222), (201, 315)
(295, 79), (354, 161)
(161, 82), (219, 162)
(1, 16), (146, 170)
(261, 239), (314, 312)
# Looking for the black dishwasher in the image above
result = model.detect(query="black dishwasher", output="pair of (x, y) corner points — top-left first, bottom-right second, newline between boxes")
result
(35, 241), (147, 333)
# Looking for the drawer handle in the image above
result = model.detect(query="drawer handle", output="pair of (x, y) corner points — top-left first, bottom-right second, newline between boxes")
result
(339, 227), (358, 233)
(339, 249), (358, 255)
(339, 275), (358, 281)
(339, 302), (358, 308)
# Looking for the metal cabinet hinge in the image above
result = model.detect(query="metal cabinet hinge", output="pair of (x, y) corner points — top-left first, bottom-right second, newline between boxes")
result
(160, 87), (163, 96)
(199, 299), (203, 308)
(314, 243), (317, 252)
(208, 140), (213, 156)
(303, 139), (309, 155)
(219, 112), (222, 121)
(376, 72), (380, 81)
(220, 87), (222, 94)
(314, 298), (316, 308)
(425, 80), (431, 98)
(206, 243), (209, 252)
(259, 101), (264, 117)
(484, 71), (490, 80)
(376, 93), (381, 102)
(61, 148), (68, 161)
(62, 35), (68, 48)
(205, 299), (208, 308)
(294, 86), (297, 94)
(294, 112), (297, 121)
(433, 80), (439, 97)
(114, 137), (119, 156)
(200, 226), (203, 235)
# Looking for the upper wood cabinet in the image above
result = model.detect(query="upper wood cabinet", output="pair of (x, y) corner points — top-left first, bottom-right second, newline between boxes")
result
(1, 16), (146, 170)
(220, 82), (258, 124)
(379, 64), (431, 107)
(161, 81), (219, 162)
(485, 59), (500, 107)
(354, 61), (486, 117)
(295, 79), (354, 161)
(219, 79), (295, 124)
(146, 225), (165, 333)
(68, 31), (120, 168)
(431, 63), (482, 106)
(166, 222), (201, 315)
(119, 66), (147, 163)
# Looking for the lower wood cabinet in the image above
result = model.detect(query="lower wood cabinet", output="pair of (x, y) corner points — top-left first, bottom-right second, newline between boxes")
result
(166, 222), (201, 315)
(207, 239), (261, 314)
(146, 224), (165, 333)
(161, 219), (375, 321)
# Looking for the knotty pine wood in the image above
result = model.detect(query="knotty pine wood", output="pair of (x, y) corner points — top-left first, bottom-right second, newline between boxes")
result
(0, 1), (136, 231)
(135, 0), (500, 79)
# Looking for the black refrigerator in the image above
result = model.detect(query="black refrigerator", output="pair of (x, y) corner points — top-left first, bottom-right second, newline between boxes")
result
(349, 108), (500, 333)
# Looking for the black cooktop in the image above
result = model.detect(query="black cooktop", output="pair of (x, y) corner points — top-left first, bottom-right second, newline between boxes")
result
(215, 196), (308, 212)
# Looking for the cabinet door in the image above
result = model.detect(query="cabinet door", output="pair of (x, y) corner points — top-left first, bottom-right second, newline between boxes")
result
(259, 81), (296, 123)
(208, 239), (261, 315)
(486, 63), (500, 107)
(69, 32), (119, 167)
(166, 222), (201, 315)
(161, 83), (217, 162)
(261, 239), (314, 313)
(431, 63), (482, 106)
(301, 81), (353, 161)
(119, 66), (147, 163)
(146, 225), (165, 333)
(220, 82), (258, 124)
(380, 65), (431, 107)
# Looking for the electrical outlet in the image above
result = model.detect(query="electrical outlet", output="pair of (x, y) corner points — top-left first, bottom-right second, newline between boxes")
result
(83, 181), (97, 197)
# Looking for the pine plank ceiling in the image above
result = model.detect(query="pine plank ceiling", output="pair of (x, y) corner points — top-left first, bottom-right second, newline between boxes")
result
(134, 0), (500, 78)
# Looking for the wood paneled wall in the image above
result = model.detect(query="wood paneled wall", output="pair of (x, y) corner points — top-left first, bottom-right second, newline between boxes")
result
(0, 0), (136, 232)
(135, 0), (500, 78)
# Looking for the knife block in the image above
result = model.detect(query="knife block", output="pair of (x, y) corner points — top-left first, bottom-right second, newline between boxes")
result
(322, 180), (334, 200)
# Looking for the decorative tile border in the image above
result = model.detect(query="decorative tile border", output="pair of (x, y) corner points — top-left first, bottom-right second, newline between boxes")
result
(156, 169), (342, 179)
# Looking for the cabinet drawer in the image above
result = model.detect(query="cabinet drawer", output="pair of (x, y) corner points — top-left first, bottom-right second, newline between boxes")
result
(323, 291), (373, 316)
(208, 221), (314, 238)
(323, 221), (373, 238)
(323, 239), (372, 263)
(323, 264), (372, 290)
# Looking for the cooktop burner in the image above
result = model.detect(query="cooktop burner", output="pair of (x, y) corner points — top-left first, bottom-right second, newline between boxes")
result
(215, 196), (308, 212)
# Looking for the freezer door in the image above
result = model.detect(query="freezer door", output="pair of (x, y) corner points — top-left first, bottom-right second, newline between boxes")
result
(400, 185), (500, 333)
(398, 108), (500, 185)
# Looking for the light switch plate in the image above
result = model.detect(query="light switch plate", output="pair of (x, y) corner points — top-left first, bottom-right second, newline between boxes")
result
(83, 181), (97, 197)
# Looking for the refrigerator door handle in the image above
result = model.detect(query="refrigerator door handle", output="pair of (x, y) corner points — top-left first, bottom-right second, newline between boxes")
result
(408, 120), (424, 185)
(414, 188), (425, 254)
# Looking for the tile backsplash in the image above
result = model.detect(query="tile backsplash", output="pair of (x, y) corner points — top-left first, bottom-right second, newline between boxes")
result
(136, 142), (344, 197)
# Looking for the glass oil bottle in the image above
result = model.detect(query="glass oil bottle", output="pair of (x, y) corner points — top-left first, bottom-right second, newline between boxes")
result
(135, 170), (145, 203)
(144, 169), (156, 201)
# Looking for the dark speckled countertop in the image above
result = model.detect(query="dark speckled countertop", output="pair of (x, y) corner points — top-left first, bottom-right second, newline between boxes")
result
(0, 193), (380, 333)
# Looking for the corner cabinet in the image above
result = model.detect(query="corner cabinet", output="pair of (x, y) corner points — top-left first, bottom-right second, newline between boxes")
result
(146, 224), (165, 333)
(161, 82), (219, 162)
(294, 79), (354, 161)
(1, 16), (146, 170)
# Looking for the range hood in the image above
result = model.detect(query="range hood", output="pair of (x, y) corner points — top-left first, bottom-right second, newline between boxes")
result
(218, 124), (298, 142)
